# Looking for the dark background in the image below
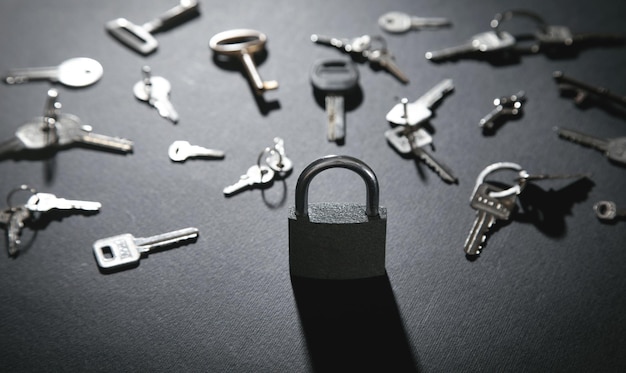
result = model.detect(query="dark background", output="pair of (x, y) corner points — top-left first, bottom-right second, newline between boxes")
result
(1, 0), (625, 371)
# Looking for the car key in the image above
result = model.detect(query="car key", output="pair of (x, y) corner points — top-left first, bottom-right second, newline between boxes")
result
(425, 30), (516, 61)
(378, 11), (451, 33)
(93, 227), (199, 270)
(555, 127), (626, 165)
(310, 58), (360, 142)
(168, 141), (225, 162)
(3, 57), (103, 88)
(223, 165), (275, 196)
(133, 66), (179, 123)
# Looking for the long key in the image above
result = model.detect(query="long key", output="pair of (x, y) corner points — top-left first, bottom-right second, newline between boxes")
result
(168, 141), (225, 162)
(553, 71), (626, 108)
(55, 114), (134, 153)
(93, 227), (199, 270)
(593, 201), (626, 221)
(386, 80), (454, 125)
(223, 165), (275, 196)
(556, 127), (626, 165)
(464, 182), (518, 256)
(133, 66), (179, 123)
(365, 47), (410, 84)
(378, 11), (451, 33)
(24, 193), (101, 213)
(3, 58), (103, 88)
(425, 30), (516, 61)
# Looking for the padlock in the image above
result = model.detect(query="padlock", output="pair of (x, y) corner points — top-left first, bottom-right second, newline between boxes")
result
(288, 155), (387, 280)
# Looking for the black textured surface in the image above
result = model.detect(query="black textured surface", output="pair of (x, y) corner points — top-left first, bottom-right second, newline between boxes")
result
(1, 0), (626, 372)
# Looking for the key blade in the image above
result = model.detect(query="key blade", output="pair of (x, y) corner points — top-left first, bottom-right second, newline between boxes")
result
(464, 210), (496, 255)
(412, 146), (458, 183)
(555, 127), (609, 152)
(106, 18), (158, 55)
(134, 227), (199, 253)
(368, 50), (409, 84)
(425, 42), (476, 61)
(411, 16), (452, 28)
(414, 79), (454, 109)
(152, 98), (179, 123)
(326, 95), (345, 141)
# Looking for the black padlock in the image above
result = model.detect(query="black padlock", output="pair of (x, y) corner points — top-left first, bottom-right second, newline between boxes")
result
(288, 155), (387, 279)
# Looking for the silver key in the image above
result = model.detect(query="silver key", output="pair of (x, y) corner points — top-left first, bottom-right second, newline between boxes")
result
(310, 34), (371, 54)
(425, 31), (516, 61)
(223, 165), (275, 196)
(3, 58), (103, 88)
(55, 114), (134, 153)
(264, 137), (293, 173)
(593, 201), (626, 221)
(365, 47), (410, 84)
(556, 127), (626, 165)
(93, 227), (199, 270)
(386, 80), (454, 125)
(168, 140), (225, 162)
(378, 11), (451, 33)
(411, 143), (457, 184)
(133, 66), (179, 123)
(479, 91), (525, 130)
(24, 193), (101, 213)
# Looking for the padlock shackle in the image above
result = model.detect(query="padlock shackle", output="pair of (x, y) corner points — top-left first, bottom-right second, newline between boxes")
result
(295, 155), (380, 217)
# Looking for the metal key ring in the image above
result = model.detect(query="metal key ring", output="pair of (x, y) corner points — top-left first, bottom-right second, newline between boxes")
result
(472, 162), (526, 201)
(257, 146), (282, 170)
(209, 29), (267, 55)
(6, 184), (37, 209)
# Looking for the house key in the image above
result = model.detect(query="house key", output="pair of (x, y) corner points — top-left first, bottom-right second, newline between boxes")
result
(133, 66), (179, 123)
(3, 58), (103, 88)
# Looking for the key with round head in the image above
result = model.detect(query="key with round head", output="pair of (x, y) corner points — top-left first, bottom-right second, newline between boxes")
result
(210, 29), (278, 96)
(3, 58), (103, 88)
(223, 165), (275, 196)
(555, 127), (626, 165)
(464, 162), (525, 256)
(133, 66), (179, 123)
(425, 30), (516, 61)
(168, 141), (225, 162)
(378, 11), (451, 34)
(24, 193), (101, 213)
(93, 227), (199, 270)
(593, 201), (626, 221)
(310, 59), (360, 142)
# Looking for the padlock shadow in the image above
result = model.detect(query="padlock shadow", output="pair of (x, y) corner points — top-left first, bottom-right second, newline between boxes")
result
(291, 274), (419, 372)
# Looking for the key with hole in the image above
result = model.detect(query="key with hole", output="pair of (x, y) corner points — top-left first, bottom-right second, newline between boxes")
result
(210, 29), (278, 96)
(168, 140), (224, 162)
(133, 66), (179, 123)
(93, 227), (199, 270)
(364, 39), (410, 84)
(378, 11), (451, 33)
(425, 30), (516, 61)
(555, 127), (626, 165)
(223, 165), (275, 196)
(386, 80), (454, 125)
(24, 193), (101, 213)
(3, 58), (103, 88)
(310, 59), (359, 142)
(106, 0), (200, 55)
(593, 201), (626, 221)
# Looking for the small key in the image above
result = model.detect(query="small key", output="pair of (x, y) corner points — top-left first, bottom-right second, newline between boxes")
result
(425, 30), (516, 61)
(593, 201), (626, 221)
(310, 59), (360, 142)
(210, 29), (278, 96)
(378, 11), (451, 33)
(556, 127), (626, 165)
(223, 165), (275, 196)
(24, 193), (101, 213)
(479, 91), (526, 130)
(386, 79), (454, 125)
(168, 141), (225, 162)
(133, 66), (179, 123)
(264, 137), (293, 173)
(364, 43), (410, 84)
(93, 227), (199, 270)
(3, 58), (103, 88)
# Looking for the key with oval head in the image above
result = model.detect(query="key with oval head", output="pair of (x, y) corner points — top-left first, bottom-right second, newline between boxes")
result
(24, 193), (101, 213)
(593, 201), (626, 221)
(378, 11), (451, 33)
(425, 30), (516, 61)
(3, 58), (103, 88)
(93, 227), (199, 270)
(310, 59), (359, 142)
(210, 29), (278, 96)
(555, 127), (626, 165)
(168, 140), (224, 162)
(223, 165), (275, 196)
(133, 66), (179, 123)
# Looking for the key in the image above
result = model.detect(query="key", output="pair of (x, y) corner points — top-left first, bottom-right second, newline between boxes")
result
(133, 66), (179, 123)
(106, 0), (200, 55)
(386, 79), (454, 125)
(264, 137), (293, 173)
(425, 30), (516, 61)
(479, 91), (525, 130)
(593, 201), (626, 221)
(364, 40), (410, 84)
(411, 142), (458, 184)
(4, 206), (31, 257)
(310, 59), (360, 142)
(385, 126), (433, 153)
(210, 29), (278, 96)
(310, 34), (371, 54)
(24, 193), (101, 213)
(93, 227), (199, 269)
(553, 71), (626, 109)
(223, 165), (275, 196)
(378, 11), (451, 33)
(555, 127), (626, 165)
(168, 140), (225, 162)
(54, 113), (134, 153)
(3, 58), (103, 88)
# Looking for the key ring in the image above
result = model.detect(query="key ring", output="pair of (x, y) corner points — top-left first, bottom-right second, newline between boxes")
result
(490, 9), (547, 52)
(472, 162), (527, 200)
(257, 146), (282, 172)
(6, 184), (37, 210)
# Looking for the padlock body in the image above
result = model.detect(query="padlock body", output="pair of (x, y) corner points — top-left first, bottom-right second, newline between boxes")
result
(289, 203), (387, 280)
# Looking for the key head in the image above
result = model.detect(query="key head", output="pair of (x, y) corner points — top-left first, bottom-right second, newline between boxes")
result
(56, 58), (103, 87)
(386, 101), (431, 125)
(310, 59), (359, 93)
(168, 141), (191, 161)
(133, 76), (171, 101)
(471, 182), (517, 220)
(15, 120), (50, 150)
(607, 137), (626, 164)
(209, 29), (267, 56)
(93, 234), (141, 269)
(378, 12), (412, 33)
(473, 31), (516, 52)
(106, 18), (159, 55)
(248, 165), (275, 185)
